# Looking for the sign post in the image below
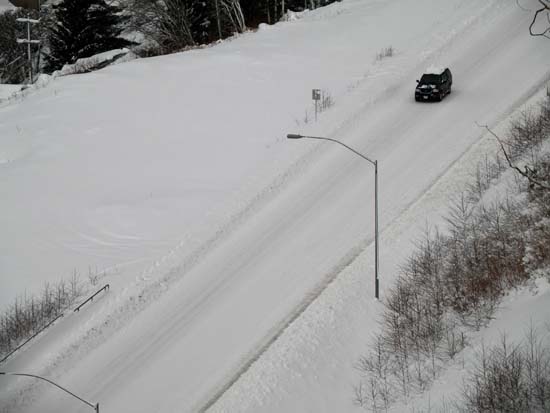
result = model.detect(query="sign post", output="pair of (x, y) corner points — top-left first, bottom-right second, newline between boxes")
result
(312, 89), (321, 122)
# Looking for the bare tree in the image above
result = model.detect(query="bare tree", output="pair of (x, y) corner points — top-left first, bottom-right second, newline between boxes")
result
(477, 122), (550, 191)
(462, 330), (550, 412)
(219, 0), (246, 33)
(127, 0), (205, 53)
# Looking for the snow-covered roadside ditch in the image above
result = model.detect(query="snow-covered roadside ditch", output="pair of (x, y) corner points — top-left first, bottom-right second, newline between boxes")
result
(209, 87), (550, 413)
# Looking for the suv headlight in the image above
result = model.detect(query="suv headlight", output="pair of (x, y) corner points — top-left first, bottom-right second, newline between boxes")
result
(433, 88), (439, 93)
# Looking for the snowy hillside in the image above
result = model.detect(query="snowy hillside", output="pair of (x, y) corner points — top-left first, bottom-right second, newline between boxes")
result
(1, 0), (550, 412)
(0, 1), (14, 12)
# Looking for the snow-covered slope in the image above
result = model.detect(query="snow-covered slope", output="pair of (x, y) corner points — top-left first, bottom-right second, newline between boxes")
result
(0, 1), (14, 12)
(1, 1), (549, 412)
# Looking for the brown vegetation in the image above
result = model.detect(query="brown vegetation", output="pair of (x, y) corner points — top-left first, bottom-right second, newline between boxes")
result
(355, 93), (550, 411)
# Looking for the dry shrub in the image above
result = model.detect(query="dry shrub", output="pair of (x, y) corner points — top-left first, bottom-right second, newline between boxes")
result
(356, 94), (550, 411)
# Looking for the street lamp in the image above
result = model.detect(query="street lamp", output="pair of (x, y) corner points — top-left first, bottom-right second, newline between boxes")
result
(0, 371), (99, 412)
(287, 133), (380, 299)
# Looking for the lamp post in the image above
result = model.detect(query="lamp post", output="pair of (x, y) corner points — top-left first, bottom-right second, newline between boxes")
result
(287, 133), (380, 299)
(0, 372), (99, 412)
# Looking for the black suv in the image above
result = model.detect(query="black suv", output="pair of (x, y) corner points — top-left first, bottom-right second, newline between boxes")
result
(415, 67), (452, 102)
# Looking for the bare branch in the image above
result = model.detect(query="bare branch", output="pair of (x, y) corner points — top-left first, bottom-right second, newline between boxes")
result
(476, 122), (550, 191)
(529, 0), (550, 38)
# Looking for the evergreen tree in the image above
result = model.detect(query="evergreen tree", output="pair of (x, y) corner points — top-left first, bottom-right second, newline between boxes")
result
(45, 0), (132, 72)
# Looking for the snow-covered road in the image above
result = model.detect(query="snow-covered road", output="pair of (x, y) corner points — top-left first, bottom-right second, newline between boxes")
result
(1, 1), (549, 412)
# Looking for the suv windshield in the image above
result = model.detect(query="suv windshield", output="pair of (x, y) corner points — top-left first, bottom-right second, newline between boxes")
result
(419, 74), (441, 85)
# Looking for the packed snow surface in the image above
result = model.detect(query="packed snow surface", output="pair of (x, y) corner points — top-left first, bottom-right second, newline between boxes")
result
(0, 85), (22, 101)
(424, 65), (445, 75)
(1, 0), (549, 412)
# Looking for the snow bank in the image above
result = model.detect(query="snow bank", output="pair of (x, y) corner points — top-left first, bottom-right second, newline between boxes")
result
(55, 48), (134, 76)
(0, 84), (23, 100)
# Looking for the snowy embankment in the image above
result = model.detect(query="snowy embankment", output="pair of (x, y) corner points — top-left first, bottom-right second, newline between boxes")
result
(1, 0), (550, 412)
(0, 1), (14, 12)
(0, 85), (22, 102)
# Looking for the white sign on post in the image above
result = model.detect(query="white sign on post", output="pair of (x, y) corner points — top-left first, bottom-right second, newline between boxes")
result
(312, 89), (321, 121)
(312, 89), (321, 100)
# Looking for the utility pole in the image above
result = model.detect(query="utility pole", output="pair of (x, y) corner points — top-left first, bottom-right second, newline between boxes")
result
(12, 0), (41, 84)
(16, 16), (40, 84)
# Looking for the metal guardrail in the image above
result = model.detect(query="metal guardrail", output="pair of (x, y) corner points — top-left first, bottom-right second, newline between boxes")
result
(0, 284), (111, 364)
(0, 313), (63, 364)
(74, 284), (110, 312)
